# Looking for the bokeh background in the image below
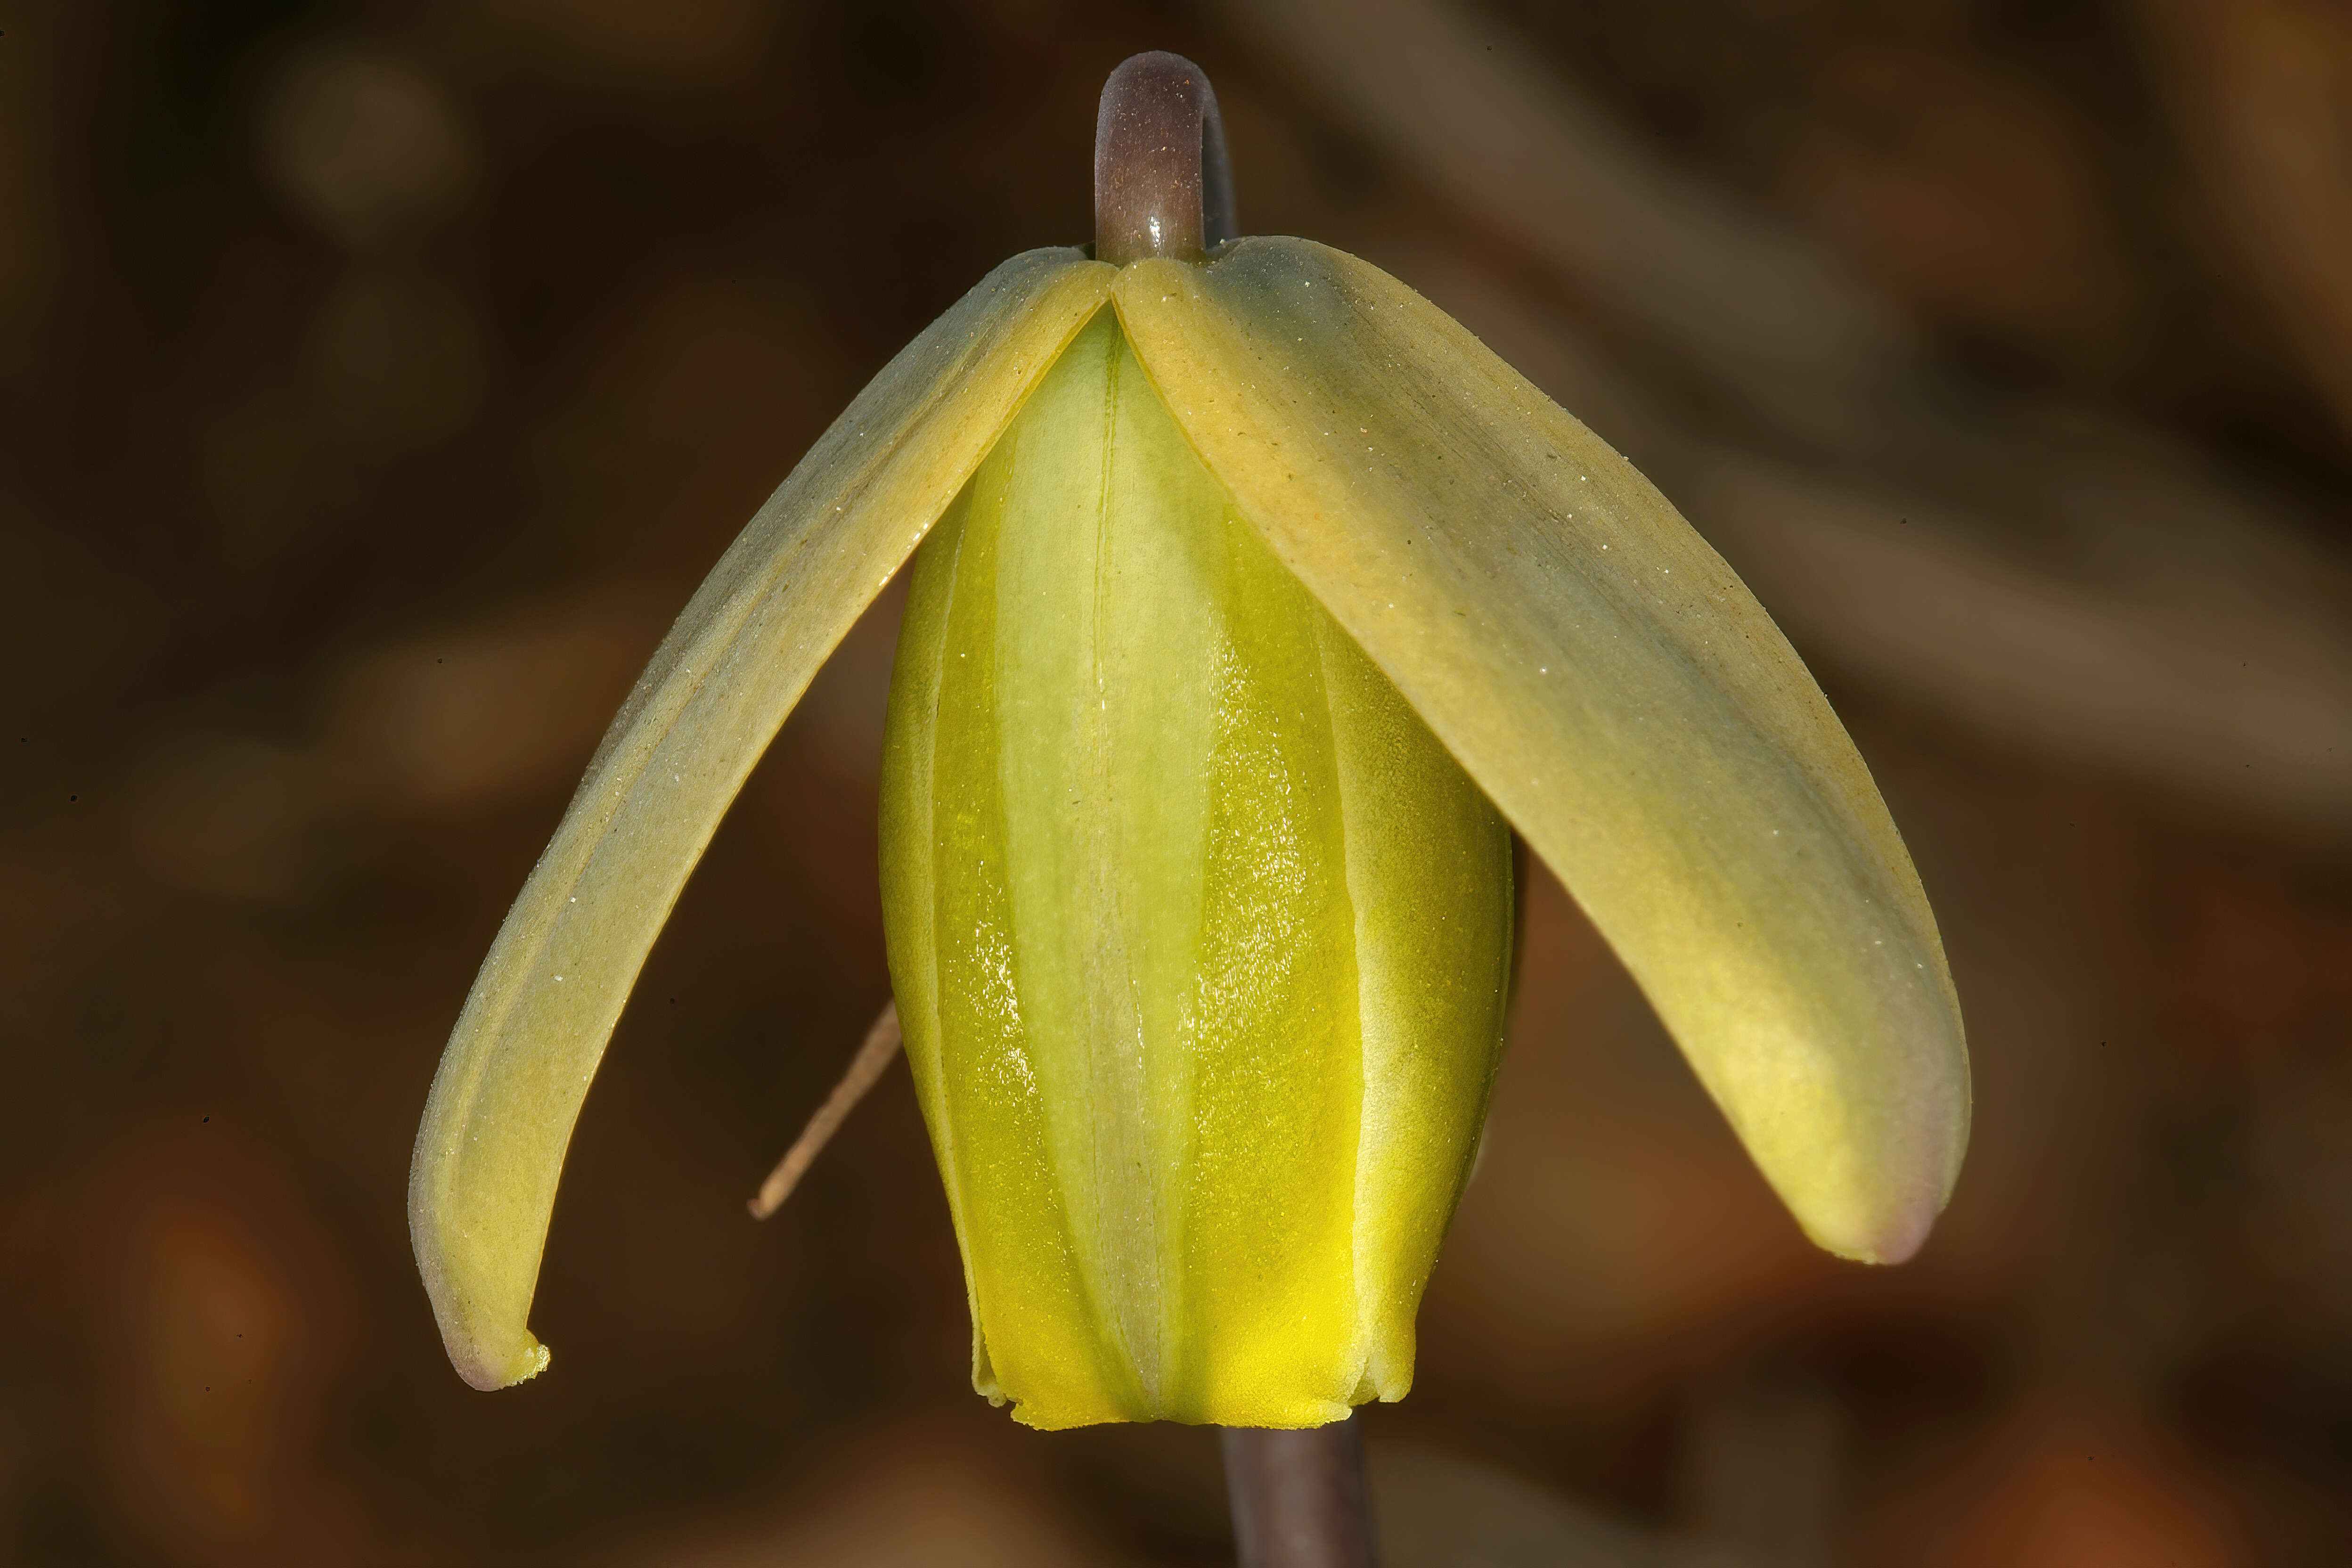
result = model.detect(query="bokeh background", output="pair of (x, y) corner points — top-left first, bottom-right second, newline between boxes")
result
(8, 0), (2352, 1563)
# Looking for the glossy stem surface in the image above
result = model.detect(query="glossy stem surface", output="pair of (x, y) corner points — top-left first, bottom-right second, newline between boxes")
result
(1221, 1418), (1379, 1568)
(1095, 51), (1236, 264)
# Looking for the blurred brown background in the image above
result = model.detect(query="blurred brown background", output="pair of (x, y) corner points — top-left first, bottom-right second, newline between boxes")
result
(8, 0), (2352, 1563)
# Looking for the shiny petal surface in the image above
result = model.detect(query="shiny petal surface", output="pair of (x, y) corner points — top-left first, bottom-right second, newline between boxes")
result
(1114, 239), (1968, 1263)
(410, 250), (1114, 1389)
(879, 311), (1511, 1429)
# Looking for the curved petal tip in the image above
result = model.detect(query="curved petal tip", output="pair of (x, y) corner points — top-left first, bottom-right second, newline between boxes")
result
(1811, 1195), (1939, 1267)
(1778, 1074), (1968, 1267)
(456, 1339), (551, 1393)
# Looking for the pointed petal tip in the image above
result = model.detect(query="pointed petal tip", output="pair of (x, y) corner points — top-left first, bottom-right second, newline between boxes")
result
(1814, 1211), (1933, 1268)
(449, 1333), (551, 1392)
(1796, 1161), (1954, 1266)
(413, 1207), (554, 1390)
(1748, 1047), (1968, 1269)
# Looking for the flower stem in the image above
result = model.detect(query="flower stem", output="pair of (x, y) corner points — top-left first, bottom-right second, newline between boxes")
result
(1094, 51), (1237, 265)
(1221, 1416), (1379, 1568)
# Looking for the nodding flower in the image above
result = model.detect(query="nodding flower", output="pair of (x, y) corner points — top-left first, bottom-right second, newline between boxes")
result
(409, 52), (1969, 1428)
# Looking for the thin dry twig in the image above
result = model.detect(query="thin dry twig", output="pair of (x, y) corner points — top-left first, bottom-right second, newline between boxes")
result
(747, 1000), (902, 1220)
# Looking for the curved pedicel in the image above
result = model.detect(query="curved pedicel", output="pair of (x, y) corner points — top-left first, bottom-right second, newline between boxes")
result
(1094, 51), (1237, 265)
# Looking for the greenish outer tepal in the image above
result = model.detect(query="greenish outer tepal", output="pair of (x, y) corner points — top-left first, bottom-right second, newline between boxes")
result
(408, 237), (1970, 1417)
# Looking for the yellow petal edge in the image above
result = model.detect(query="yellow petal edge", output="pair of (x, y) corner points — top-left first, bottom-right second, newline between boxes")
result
(1114, 239), (1969, 1264)
(409, 249), (1114, 1390)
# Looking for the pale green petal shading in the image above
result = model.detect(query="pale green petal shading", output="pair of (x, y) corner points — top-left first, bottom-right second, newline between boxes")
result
(410, 250), (1115, 1390)
(1115, 240), (1968, 1263)
(879, 311), (1511, 1429)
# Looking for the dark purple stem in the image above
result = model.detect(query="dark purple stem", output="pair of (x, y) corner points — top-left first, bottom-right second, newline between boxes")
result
(1094, 51), (1237, 264)
(1221, 1417), (1380, 1568)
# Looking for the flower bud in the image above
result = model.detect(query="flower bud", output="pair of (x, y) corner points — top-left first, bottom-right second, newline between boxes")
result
(880, 310), (1513, 1429)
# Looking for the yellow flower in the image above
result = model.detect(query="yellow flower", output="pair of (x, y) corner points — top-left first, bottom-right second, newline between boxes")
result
(409, 53), (1968, 1424)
